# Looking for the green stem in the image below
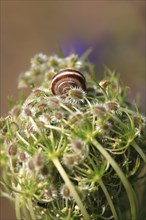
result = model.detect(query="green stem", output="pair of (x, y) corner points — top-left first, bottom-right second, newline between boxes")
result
(15, 193), (21, 220)
(27, 198), (36, 220)
(44, 124), (66, 133)
(99, 179), (118, 220)
(16, 131), (30, 146)
(132, 141), (146, 163)
(21, 204), (30, 220)
(52, 157), (90, 220)
(60, 103), (74, 114)
(90, 138), (137, 220)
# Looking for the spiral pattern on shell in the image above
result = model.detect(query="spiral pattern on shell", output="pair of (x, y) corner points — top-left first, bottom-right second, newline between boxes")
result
(51, 69), (86, 95)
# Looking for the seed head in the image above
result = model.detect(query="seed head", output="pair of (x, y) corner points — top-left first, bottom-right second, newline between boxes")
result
(41, 165), (49, 176)
(51, 111), (63, 123)
(24, 108), (32, 116)
(35, 155), (43, 166)
(63, 154), (75, 167)
(37, 102), (48, 110)
(19, 152), (26, 161)
(67, 87), (86, 104)
(68, 113), (82, 124)
(28, 160), (35, 170)
(61, 184), (71, 199)
(71, 139), (85, 152)
(48, 97), (60, 109)
(33, 89), (43, 97)
(93, 104), (107, 116)
(106, 101), (119, 111)
(8, 144), (17, 156)
(26, 123), (34, 133)
(38, 115), (50, 125)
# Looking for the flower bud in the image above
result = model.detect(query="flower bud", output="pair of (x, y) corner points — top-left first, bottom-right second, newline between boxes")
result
(99, 80), (110, 88)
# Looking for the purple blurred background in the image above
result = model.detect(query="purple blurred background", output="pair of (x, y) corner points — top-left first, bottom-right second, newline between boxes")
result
(0, 1), (145, 219)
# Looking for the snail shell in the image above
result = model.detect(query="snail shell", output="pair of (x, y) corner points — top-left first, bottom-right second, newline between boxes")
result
(51, 69), (86, 95)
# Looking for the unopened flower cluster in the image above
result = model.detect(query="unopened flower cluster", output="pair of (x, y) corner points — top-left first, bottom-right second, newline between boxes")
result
(0, 52), (146, 220)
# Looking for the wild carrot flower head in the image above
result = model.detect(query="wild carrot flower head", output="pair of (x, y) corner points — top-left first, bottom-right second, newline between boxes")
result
(0, 51), (145, 220)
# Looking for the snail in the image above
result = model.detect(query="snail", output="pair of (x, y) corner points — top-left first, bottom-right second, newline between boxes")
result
(51, 69), (86, 95)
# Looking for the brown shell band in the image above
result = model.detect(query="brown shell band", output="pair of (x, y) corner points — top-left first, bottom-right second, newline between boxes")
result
(51, 69), (86, 95)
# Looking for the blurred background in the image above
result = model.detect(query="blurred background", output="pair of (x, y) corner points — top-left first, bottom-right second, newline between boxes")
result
(0, 1), (145, 219)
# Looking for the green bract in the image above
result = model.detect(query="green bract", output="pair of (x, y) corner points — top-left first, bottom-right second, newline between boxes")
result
(0, 52), (146, 220)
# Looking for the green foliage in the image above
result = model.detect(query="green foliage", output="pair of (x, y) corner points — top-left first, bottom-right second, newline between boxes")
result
(0, 52), (146, 220)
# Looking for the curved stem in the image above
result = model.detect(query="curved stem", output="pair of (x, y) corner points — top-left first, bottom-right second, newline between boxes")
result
(16, 131), (30, 147)
(90, 138), (137, 220)
(99, 179), (118, 220)
(52, 157), (90, 220)
(132, 141), (146, 163)
(1, 192), (15, 203)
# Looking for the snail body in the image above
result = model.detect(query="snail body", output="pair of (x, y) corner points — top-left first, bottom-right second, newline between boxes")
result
(51, 69), (86, 95)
